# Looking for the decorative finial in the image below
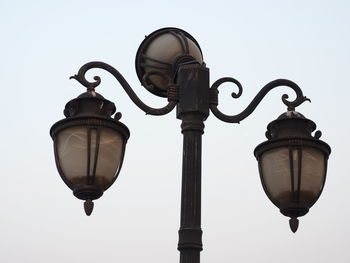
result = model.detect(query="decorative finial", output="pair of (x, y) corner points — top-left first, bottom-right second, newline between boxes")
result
(84, 199), (94, 216)
(314, 130), (322, 139)
(289, 217), (299, 233)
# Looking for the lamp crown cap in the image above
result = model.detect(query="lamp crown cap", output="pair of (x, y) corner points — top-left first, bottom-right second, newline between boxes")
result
(77, 91), (105, 99)
(277, 110), (305, 120)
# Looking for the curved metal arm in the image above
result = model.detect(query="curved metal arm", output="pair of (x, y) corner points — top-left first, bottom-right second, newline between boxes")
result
(209, 78), (311, 123)
(70, 61), (178, 116)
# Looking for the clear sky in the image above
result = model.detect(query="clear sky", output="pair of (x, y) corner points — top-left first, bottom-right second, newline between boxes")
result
(1, 1), (350, 262)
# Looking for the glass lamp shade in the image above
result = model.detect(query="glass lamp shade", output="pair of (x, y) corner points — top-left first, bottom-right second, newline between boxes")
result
(135, 27), (203, 97)
(254, 111), (331, 232)
(259, 145), (326, 215)
(50, 91), (130, 215)
(55, 125), (125, 198)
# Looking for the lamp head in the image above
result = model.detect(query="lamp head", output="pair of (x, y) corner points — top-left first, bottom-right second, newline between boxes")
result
(135, 27), (204, 97)
(50, 91), (130, 215)
(254, 111), (331, 232)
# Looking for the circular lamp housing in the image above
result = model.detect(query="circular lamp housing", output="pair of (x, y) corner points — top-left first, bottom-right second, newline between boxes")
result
(254, 111), (330, 232)
(135, 27), (203, 97)
(50, 91), (130, 215)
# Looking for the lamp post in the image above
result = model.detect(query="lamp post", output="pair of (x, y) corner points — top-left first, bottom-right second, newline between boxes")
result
(50, 27), (331, 262)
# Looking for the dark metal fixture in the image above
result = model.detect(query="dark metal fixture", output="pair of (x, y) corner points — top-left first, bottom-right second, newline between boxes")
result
(254, 111), (331, 232)
(50, 27), (331, 263)
(50, 91), (130, 215)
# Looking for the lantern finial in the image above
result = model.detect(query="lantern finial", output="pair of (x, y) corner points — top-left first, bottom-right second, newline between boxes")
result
(84, 199), (94, 216)
(289, 217), (299, 233)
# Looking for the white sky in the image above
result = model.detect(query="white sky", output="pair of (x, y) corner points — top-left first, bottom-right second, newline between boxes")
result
(1, 1), (350, 262)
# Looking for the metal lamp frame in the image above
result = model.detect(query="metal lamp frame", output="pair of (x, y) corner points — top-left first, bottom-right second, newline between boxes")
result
(50, 93), (130, 215)
(254, 113), (331, 232)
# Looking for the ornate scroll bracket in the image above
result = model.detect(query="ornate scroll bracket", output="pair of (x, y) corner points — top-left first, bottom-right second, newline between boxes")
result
(209, 78), (311, 123)
(70, 61), (178, 116)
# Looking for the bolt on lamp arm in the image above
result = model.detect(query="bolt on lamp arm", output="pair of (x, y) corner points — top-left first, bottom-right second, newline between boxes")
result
(70, 61), (178, 116)
(209, 78), (311, 123)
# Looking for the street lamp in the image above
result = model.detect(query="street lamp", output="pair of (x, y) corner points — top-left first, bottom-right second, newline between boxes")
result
(50, 27), (331, 262)
(254, 111), (330, 232)
(50, 91), (130, 215)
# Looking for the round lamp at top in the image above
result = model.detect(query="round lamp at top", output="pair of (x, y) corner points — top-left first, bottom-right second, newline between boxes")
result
(135, 27), (203, 97)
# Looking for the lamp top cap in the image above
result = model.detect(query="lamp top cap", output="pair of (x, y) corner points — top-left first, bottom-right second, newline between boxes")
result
(77, 91), (105, 100)
(277, 110), (306, 120)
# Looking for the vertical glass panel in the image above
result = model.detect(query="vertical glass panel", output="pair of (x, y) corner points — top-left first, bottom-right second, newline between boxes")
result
(95, 127), (124, 190)
(88, 128), (98, 177)
(56, 126), (88, 187)
(300, 147), (325, 206)
(291, 149), (299, 196)
(260, 148), (291, 205)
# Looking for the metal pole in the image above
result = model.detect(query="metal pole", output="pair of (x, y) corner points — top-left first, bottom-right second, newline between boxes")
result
(176, 64), (209, 263)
